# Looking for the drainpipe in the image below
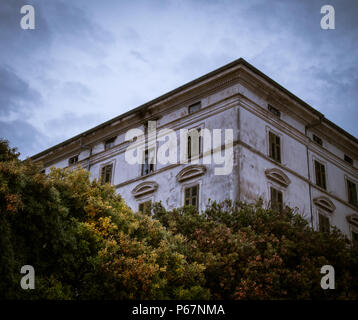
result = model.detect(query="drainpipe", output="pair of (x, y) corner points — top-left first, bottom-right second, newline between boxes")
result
(305, 115), (324, 229)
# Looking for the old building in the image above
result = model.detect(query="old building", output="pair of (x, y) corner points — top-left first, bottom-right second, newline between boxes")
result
(31, 58), (358, 241)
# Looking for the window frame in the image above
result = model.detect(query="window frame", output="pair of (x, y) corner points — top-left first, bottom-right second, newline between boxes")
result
(344, 154), (353, 165)
(268, 104), (281, 118)
(318, 211), (330, 233)
(138, 200), (152, 215)
(268, 130), (282, 163)
(141, 146), (156, 176)
(313, 134), (323, 146)
(346, 178), (358, 207)
(352, 230), (358, 246)
(104, 137), (116, 151)
(187, 128), (202, 163)
(184, 184), (200, 209)
(270, 186), (283, 212)
(314, 159), (327, 190)
(68, 155), (79, 166)
(188, 101), (202, 114)
(99, 160), (115, 185)
(181, 179), (202, 211)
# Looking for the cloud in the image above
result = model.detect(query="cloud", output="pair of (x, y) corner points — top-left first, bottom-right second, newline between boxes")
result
(0, 65), (42, 117)
(0, 120), (49, 159)
(43, 112), (107, 141)
(0, 0), (357, 159)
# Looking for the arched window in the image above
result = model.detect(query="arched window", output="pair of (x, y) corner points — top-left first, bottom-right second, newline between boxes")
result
(265, 168), (291, 188)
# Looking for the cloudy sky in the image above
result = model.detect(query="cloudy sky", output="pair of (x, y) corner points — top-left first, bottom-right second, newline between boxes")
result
(0, 0), (357, 159)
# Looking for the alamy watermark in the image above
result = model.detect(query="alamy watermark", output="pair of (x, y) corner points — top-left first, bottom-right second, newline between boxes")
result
(20, 265), (35, 290)
(321, 5), (335, 30)
(124, 121), (234, 175)
(20, 5), (35, 30)
(20, 4), (335, 31)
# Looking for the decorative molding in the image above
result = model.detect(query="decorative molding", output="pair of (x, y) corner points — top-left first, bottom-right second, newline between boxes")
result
(347, 214), (358, 228)
(176, 165), (206, 182)
(265, 168), (291, 187)
(132, 181), (158, 198)
(313, 196), (336, 213)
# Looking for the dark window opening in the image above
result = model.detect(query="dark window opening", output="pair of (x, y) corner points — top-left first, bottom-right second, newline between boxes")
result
(313, 135), (323, 146)
(187, 129), (201, 162)
(269, 131), (281, 163)
(315, 160), (326, 190)
(104, 137), (116, 150)
(141, 148), (155, 176)
(352, 231), (358, 246)
(319, 213), (330, 233)
(347, 179), (358, 206)
(344, 155), (353, 165)
(184, 185), (199, 209)
(101, 164), (113, 184)
(270, 187), (283, 212)
(188, 102), (201, 114)
(69, 155), (79, 165)
(268, 104), (281, 118)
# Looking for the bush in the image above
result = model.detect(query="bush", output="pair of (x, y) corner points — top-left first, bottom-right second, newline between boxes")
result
(1, 138), (357, 299)
(150, 200), (358, 299)
(0, 139), (208, 299)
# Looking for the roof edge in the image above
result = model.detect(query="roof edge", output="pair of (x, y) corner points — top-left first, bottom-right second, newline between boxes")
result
(30, 57), (358, 160)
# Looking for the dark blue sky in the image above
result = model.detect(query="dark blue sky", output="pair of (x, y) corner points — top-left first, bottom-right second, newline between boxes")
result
(0, 0), (357, 158)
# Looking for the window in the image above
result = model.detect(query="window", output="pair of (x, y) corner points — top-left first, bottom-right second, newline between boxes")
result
(141, 148), (155, 176)
(347, 179), (358, 206)
(268, 104), (281, 118)
(184, 185), (199, 209)
(69, 155), (78, 165)
(352, 231), (358, 246)
(314, 160), (326, 190)
(104, 137), (116, 150)
(138, 200), (152, 214)
(270, 187), (283, 211)
(319, 213), (330, 233)
(188, 102), (201, 114)
(344, 155), (353, 165)
(187, 129), (201, 162)
(313, 135), (323, 146)
(101, 164), (113, 184)
(269, 131), (281, 163)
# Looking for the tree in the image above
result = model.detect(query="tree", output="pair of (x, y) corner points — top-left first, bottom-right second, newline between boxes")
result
(1, 139), (357, 299)
(0, 139), (208, 299)
(150, 200), (358, 299)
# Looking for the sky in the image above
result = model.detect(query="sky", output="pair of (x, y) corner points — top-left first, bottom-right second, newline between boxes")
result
(0, 0), (357, 159)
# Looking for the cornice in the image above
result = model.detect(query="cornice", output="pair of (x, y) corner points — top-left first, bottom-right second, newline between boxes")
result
(32, 58), (358, 165)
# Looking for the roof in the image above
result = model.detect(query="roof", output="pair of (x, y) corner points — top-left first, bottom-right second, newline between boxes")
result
(31, 57), (358, 160)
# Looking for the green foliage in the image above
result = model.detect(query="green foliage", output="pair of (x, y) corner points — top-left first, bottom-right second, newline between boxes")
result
(150, 200), (358, 299)
(0, 140), (208, 299)
(1, 139), (357, 300)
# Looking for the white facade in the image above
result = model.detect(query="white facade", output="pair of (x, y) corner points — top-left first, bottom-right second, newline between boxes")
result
(32, 58), (358, 240)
